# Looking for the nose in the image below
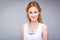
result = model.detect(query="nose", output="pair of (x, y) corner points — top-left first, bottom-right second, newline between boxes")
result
(31, 12), (35, 16)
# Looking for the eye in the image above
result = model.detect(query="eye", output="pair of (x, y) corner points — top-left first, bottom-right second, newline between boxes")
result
(34, 11), (37, 13)
(29, 11), (32, 14)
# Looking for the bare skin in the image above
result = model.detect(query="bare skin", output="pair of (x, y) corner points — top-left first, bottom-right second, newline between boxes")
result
(20, 6), (48, 40)
(20, 25), (24, 40)
(20, 22), (48, 40)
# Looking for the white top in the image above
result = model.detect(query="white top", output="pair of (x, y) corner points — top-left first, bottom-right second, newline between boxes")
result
(23, 23), (43, 40)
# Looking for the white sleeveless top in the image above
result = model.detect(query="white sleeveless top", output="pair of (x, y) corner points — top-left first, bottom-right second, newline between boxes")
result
(23, 23), (43, 40)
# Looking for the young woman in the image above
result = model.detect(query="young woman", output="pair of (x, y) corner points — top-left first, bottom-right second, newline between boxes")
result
(20, 1), (48, 40)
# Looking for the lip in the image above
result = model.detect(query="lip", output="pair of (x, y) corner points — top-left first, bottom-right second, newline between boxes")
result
(31, 16), (36, 19)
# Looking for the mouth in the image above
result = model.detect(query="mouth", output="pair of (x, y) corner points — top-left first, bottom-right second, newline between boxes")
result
(31, 16), (36, 19)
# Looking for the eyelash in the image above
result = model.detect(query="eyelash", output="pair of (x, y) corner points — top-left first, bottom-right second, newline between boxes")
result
(29, 11), (37, 14)
(30, 12), (32, 14)
(34, 11), (37, 13)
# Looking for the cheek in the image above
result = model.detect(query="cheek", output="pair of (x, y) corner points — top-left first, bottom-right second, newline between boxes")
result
(28, 13), (31, 17)
(35, 13), (39, 18)
(35, 13), (38, 16)
(28, 13), (32, 19)
(31, 14), (39, 20)
(27, 12), (39, 20)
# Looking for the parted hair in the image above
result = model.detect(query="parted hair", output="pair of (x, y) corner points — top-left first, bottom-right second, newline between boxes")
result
(26, 1), (43, 23)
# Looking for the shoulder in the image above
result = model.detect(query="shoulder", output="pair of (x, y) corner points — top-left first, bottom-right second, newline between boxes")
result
(20, 23), (28, 29)
(40, 23), (48, 30)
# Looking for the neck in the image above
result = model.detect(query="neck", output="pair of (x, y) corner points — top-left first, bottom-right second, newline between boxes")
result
(29, 20), (39, 25)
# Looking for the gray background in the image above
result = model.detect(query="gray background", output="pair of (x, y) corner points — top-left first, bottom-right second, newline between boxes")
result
(0, 0), (60, 40)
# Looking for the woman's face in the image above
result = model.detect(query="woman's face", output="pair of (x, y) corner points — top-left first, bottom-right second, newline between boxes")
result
(28, 6), (39, 22)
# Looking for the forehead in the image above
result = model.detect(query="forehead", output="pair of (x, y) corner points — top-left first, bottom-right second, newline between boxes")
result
(28, 7), (38, 11)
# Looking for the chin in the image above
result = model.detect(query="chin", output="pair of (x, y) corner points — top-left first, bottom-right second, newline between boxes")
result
(31, 19), (37, 22)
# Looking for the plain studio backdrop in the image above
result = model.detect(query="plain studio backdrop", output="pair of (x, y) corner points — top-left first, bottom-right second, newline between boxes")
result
(0, 0), (60, 40)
